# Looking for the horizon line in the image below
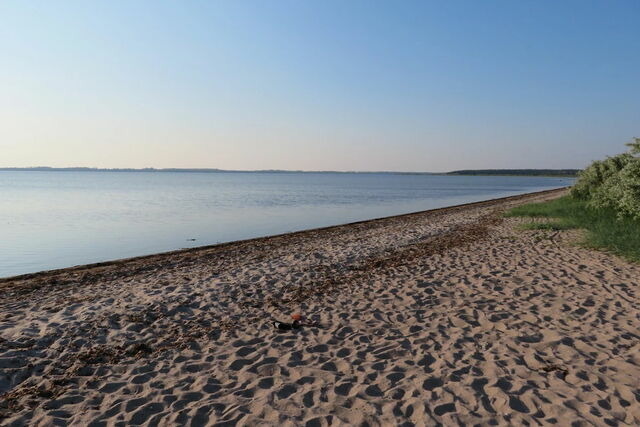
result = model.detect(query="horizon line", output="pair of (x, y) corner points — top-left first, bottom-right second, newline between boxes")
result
(0, 166), (581, 176)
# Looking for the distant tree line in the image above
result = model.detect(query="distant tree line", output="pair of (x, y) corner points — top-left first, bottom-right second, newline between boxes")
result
(571, 138), (640, 220)
(447, 169), (580, 177)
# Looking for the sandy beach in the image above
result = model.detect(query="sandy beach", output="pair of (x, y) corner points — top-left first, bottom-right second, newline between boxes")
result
(1, 187), (639, 426)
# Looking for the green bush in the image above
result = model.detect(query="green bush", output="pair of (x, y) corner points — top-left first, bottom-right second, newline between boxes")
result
(570, 138), (640, 220)
(616, 160), (640, 219)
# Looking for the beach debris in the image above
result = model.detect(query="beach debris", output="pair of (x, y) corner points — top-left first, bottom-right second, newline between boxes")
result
(272, 313), (305, 330)
(271, 313), (324, 330)
(272, 319), (301, 330)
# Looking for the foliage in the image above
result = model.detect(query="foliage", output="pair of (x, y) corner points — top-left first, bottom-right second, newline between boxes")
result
(570, 137), (640, 220)
(506, 196), (640, 262)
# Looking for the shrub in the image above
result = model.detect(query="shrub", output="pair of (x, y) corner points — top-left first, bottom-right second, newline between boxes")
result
(616, 159), (640, 220)
(571, 138), (640, 220)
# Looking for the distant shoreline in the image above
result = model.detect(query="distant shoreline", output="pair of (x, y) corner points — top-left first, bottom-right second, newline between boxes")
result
(0, 167), (579, 177)
(447, 168), (580, 177)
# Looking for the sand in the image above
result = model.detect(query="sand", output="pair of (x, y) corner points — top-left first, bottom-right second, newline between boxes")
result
(1, 188), (639, 426)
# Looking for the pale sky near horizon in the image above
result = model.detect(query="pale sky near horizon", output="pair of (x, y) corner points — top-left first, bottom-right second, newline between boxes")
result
(1, 1), (639, 172)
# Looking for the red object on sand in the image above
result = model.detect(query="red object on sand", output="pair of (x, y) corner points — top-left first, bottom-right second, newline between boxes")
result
(291, 313), (303, 321)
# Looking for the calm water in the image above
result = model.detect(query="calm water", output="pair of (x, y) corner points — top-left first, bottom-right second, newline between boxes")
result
(0, 171), (572, 278)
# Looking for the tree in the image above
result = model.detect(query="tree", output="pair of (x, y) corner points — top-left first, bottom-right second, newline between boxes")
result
(626, 137), (640, 155)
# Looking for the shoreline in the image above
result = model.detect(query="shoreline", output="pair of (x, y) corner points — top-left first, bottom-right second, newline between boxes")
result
(1, 187), (569, 284)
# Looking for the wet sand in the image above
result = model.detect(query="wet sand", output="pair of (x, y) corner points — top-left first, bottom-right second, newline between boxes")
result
(1, 187), (639, 426)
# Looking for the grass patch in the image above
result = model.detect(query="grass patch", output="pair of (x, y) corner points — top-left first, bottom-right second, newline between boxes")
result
(505, 196), (584, 219)
(506, 196), (640, 262)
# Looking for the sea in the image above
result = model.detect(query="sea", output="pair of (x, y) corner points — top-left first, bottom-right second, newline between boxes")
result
(0, 171), (573, 278)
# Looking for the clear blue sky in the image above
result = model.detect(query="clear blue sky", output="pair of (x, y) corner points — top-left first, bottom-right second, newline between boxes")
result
(1, 0), (638, 171)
